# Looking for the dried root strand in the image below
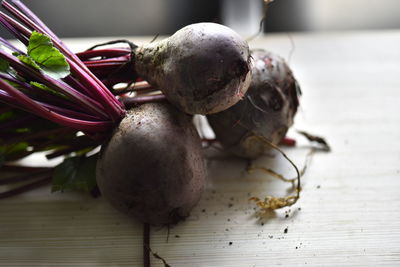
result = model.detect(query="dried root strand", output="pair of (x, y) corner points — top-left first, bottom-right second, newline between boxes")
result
(249, 143), (316, 183)
(248, 130), (331, 212)
(250, 194), (299, 211)
(248, 134), (301, 211)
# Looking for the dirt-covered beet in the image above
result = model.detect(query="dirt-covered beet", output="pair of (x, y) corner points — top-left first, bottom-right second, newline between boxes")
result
(135, 23), (251, 115)
(96, 102), (206, 225)
(207, 49), (300, 159)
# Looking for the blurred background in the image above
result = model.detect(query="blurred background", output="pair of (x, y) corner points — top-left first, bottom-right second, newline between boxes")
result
(1, 0), (400, 38)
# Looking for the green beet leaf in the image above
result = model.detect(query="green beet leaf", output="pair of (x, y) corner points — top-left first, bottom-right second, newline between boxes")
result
(0, 57), (10, 72)
(26, 31), (70, 79)
(17, 54), (41, 70)
(0, 142), (29, 163)
(2, 142), (29, 155)
(52, 154), (98, 193)
(30, 81), (67, 99)
(0, 111), (14, 122)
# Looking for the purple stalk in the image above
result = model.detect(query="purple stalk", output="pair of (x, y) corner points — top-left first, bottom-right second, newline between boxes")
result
(63, 75), (98, 100)
(83, 57), (131, 67)
(0, 10), (29, 44)
(39, 101), (104, 122)
(0, 73), (100, 117)
(122, 94), (166, 109)
(0, 50), (109, 119)
(76, 48), (131, 60)
(0, 13), (100, 104)
(0, 79), (113, 132)
(66, 58), (126, 119)
(10, 0), (54, 40)
(0, 11), (27, 44)
(0, 90), (15, 101)
(83, 62), (129, 73)
(1, 28), (104, 105)
(0, 90), (24, 110)
(1, 1), (125, 121)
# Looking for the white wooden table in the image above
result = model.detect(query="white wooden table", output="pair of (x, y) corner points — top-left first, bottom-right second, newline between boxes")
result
(1, 31), (400, 266)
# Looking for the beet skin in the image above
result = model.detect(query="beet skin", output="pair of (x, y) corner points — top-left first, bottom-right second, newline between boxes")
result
(96, 102), (207, 225)
(207, 49), (300, 159)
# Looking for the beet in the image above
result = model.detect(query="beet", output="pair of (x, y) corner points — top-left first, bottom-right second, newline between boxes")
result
(207, 49), (300, 158)
(135, 23), (251, 115)
(96, 102), (206, 225)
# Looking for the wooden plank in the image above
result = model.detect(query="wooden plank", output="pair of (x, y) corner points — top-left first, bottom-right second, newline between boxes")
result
(1, 31), (400, 266)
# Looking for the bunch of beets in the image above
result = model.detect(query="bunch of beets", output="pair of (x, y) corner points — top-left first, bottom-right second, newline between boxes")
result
(0, 0), (300, 225)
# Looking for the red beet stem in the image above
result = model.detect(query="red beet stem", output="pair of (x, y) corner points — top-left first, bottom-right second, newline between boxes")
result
(1, 1), (126, 122)
(280, 137), (296, 147)
(0, 79), (113, 132)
